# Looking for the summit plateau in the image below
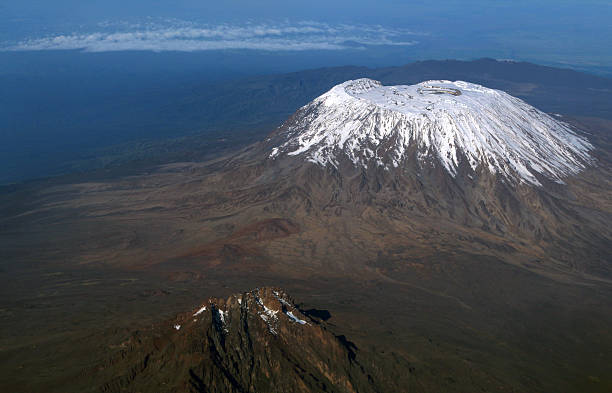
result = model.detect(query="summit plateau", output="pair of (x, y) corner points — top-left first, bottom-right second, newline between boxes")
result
(270, 79), (593, 186)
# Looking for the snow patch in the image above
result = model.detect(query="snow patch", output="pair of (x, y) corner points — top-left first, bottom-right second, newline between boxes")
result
(193, 305), (207, 316)
(273, 291), (292, 307)
(218, 310), (227, 324)
(286, 311), (308, 325)
(255, 293), (280, 335)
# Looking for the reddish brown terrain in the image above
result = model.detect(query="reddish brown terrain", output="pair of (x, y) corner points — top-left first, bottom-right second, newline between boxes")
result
(1, 94), (611, 392)
(96, 287), (411, 393)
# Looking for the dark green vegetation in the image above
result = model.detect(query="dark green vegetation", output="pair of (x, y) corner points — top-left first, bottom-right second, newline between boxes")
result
(1, 61), (612, 392)
(2, 58), (612, 184)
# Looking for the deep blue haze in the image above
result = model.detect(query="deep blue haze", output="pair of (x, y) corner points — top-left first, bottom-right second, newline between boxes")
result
(1, 1), (610, 184)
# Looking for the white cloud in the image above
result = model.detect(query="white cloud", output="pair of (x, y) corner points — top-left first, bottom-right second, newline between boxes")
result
(3, 21), (421, 52)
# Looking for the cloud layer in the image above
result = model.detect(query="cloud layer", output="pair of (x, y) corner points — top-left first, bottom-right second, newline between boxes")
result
(5, 20), (421, 52)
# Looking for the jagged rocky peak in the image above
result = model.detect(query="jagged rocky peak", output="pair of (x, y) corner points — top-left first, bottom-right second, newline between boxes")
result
(270, 78), (594, 185)
(182, 287), (309, 336)
(99, 287), (389, 393)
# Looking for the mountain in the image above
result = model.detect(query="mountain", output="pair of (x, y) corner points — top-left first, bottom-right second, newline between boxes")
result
(1, 72), (611, 393)
(213, 78), (609, 277)
(95, 287), (407, 393)
(269, 78), (593, 185)
(4, 58), (612, 184)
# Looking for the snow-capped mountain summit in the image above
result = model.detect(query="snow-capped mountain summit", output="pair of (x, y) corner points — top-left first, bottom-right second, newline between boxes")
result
(270, 79), (593, 185)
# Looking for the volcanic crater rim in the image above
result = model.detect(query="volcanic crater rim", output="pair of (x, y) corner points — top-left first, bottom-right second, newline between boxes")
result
(270, 78), (594, 186)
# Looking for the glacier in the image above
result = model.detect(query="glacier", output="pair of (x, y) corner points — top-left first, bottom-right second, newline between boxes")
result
(270, 79), (594, 185)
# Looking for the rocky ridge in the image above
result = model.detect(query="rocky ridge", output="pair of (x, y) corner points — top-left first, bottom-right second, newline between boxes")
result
(97, 287), (403, 393)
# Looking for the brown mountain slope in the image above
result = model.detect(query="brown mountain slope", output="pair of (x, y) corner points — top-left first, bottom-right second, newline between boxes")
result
(1, 110), (611, 392)
(94, 287), (409, 393)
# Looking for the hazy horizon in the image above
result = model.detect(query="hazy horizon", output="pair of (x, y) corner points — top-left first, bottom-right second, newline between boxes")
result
(1, 0), (611, 184)
(2, 1), (611, 71)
